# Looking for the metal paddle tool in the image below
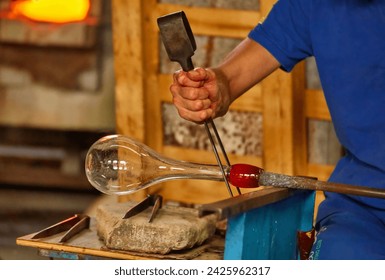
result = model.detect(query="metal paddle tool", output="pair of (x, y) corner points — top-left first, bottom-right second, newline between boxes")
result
(31, 214), (90, 243)
(157, 11), (240, 197)
(123, 194), (163, 223)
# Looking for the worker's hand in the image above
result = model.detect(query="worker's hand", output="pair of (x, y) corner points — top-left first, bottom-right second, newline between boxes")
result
(170, 67), (231, 123)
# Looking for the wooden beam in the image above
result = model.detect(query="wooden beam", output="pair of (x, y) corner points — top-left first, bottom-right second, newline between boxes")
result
(156, 4), (261, 38)
(261, 70), (295, 174)
(163, 145), (262, 167)
(111, 0), (147, 202)
(259, 0), (296, 174)
(305, 89), (331, 121)
(143, 2), (166, 152)
(111, 0), (145, 140)
(292, 62), (308, 176)
(307, 163), (334, 182)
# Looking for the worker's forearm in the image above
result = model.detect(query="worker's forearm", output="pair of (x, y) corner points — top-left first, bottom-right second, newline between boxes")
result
(216, 38), (280, 103)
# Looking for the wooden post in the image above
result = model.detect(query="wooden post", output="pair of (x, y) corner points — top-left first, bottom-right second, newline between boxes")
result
(111, 0), (145, 141)
(259, 0), (308, 177)
(111, 0), (147, 201)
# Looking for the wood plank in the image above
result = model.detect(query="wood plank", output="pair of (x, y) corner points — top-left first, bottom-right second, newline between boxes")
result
(163, 145), (262, 167)
(111, 0), (147, 202)
(307, 163), (334, 182)
(231, 85), (262, 112)
(156, 4), (261, 38)
(259, 0), (295, 175)
(111, 0), (145, 140)
(261, 70), (295, 174)
(291, 62), (308, 176)
(305, 89), (331, 121)
(0, 163), (92, 190)
(143, 1), (166, 152)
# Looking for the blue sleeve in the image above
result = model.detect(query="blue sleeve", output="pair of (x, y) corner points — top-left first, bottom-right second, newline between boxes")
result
(249, 0), (313, 72)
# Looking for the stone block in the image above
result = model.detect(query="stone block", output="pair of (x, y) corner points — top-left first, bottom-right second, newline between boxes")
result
(96, 201), (218, 254)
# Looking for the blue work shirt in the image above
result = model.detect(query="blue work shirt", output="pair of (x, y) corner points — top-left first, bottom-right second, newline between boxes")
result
(249, 0), (385, 219)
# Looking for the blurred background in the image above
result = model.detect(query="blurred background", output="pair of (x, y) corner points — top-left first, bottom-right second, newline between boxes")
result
(0, 0), (114, 259)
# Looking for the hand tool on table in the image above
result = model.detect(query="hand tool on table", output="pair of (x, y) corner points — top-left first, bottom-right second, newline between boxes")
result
(31, 213), (90, 243)
(157, 11), (240, 197)
(123, 194), (163, 223)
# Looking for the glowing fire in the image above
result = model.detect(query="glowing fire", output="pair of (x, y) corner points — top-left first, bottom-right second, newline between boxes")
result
(7, 0), (91, 24)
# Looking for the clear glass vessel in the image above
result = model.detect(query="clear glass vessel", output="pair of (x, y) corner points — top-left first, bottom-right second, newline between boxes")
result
(85, 134), (226, 195)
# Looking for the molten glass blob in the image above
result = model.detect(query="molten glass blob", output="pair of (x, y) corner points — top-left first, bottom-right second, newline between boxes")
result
(85, 135), (263, 195)
(228, 163), (263, 189)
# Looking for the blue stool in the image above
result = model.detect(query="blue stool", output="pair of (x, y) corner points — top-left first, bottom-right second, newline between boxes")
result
(200, 188), (315, 260)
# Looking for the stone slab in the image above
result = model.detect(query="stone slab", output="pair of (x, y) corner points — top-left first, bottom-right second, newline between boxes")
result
(96, 201), (218, 254)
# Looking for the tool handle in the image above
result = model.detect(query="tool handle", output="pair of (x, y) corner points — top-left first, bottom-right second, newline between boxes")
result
(181, 58), (194, 72)
(260, 172), (385, 199)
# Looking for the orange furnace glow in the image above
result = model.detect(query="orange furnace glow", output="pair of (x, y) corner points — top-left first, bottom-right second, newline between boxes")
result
(10, 0), (90, 24)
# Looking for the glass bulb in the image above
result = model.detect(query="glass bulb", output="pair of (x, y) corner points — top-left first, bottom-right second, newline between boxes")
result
(85, 134), (229, 195)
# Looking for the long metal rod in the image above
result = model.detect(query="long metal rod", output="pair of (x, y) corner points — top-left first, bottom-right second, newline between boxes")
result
(208, 119), (231, 166)
(204, 120), (234, 197)
(260, 172), (385, 199)
(207, 119), (241, 195)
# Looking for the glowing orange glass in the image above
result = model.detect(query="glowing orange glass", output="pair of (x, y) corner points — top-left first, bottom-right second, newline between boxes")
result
(10, 0), (91, 24)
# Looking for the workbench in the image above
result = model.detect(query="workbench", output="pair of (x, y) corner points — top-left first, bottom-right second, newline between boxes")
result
(17, 188), (315, 260)
(16, 217), (224, 260)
